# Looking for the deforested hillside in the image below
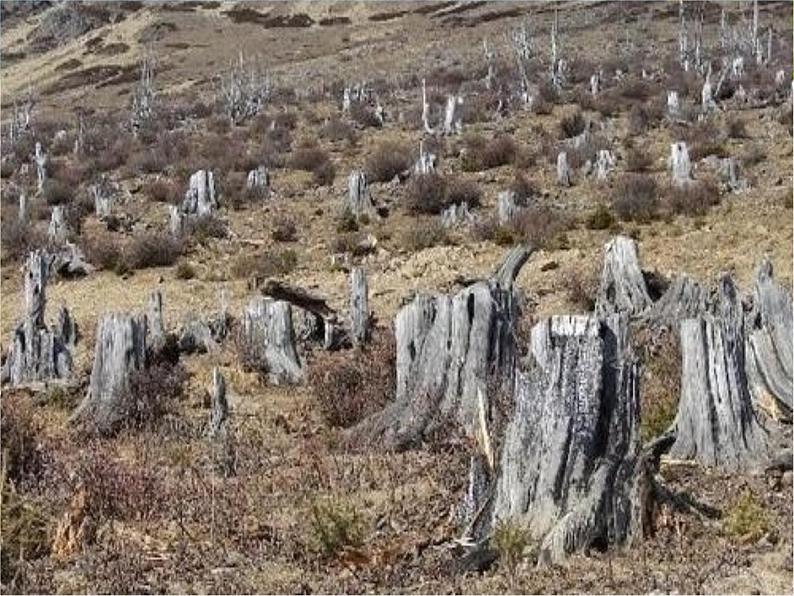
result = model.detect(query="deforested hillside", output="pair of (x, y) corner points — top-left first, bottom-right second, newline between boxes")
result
(1, 1), (792, 593)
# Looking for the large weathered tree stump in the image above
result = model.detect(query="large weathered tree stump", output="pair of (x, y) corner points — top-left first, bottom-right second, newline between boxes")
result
(347, 170), (375, 218)
(48, 206), (69, 244)
(470, 314), (648, 565)
(71, 313), (147, 432)
(242, 297), (303, 384)
(595, 236), (652, 319)
(182, 170), (217, 216)
(669, 142), (692, 188)
(669, 276), (770, 471)
(745, 258), (792, 420)
(1, 251), (73, 386)
(556, 151), (571, 187)
(351, 246), (532, 449)
(645, 274), (711, 329)
(146, 290), (166, 352)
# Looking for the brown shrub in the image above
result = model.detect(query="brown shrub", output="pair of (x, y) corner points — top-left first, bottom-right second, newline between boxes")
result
(558, 110), (586, 139)
(320, 117), (357, 144)
(741, 144), (766, 168)
(124, 232), (183, 270)
(349, 103), (382, 128)
(232, 249), (298, 279)
(566, 266), (599, 312)
(405, 172), (448, 214)
(271, 215), (297, 242)
(308, 331), (395, 428)
(289, 145), (335, 186)
(586, 204), (616, 230)
(1, 395), (43, 484)
(400, 219), (449, 252)
(143, 178), (181, 204)
(119, 363), (188, 431)
(625, 146), (654, 172)
(187, 214), (227, 243)
(1, 218), (46, 262)
(511, 206), (572, 249)
(445, 176), (482, 208)
(665, 179), (720, 216)
(42, 178), (73, 206)
(365, 141), (412, 182)
(612, 174), (659, 223)
(461, 135), (516, 171)
(312, 159), (336, 186)
(725, 117), (749, 139)
(508, 172), (538, 204)
(80, 230), (123, 271)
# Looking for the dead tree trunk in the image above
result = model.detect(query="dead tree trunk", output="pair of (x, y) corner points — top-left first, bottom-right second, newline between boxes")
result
(347, 170), (375, 218)
(745, 258), (793, 420)
(146, 290), (165, 352)
(169, 205), (185, 236)
(71, 313), (147, 432)
(595, 236), (652, 319)
(645, 274), (712, 329)
(669, 276), (770, 471)
(556, 151), (571, 187)
(34, 142), (47, 194)
(497, 191), (518, 225)
(470, 314), (648, 565)
(242, 297), (303, 384)
(669, 142), (692, 188)
(246, 166), (270, 191)
(183, 170), (217, 216)
(208, 367), (228, 437)
(350, 267), (369, 346)
(48, 206), (68, 244)
(1, 251), (73, 386)
(350, 246), (532, 449)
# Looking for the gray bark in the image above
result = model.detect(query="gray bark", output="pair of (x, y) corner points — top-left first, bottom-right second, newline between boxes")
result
(146, 290), (165, 351)
(414, 140), (436, 175)
(1, 251), (73, 386)
(350, 267), (369, 347)
(347, 170), (374, 218)
(209, 367), (229, 437)
(246, 166), (270, 193)
(497, 191), (518, 225)
(595, 236), (652, 319)
(351, 246), (531, 449)
(18, 193), (27, 224)
(441, 202), (475, 229)
(669, 275), (770, 471)
(34, 142), (47, 194)
(645, 274), (712, 329)
(556, 151), (571, 187)
(745, 258), (793, 420)
(667, 91), (680, 117)
(71, 313), (147, 432)
(92, 179), (114, 219)
(442, 95), (463, 135)
(50, 243), (93, 278)
(595, 149), (615, 181)
(475, 314), (647, 565)
(669, 142), (692, 188)
(48, 206), (68, 244)
(182, 170), (217, 216)
(169, 205), (185, 236)
(243, 297), (303, 384)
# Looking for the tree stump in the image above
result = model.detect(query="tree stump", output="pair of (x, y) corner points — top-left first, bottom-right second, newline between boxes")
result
(414, 140), (436, 175)
(745, 258), (793, 420)
(71, 313), (147, 432)
(351, 246), (532, 449)
(442, 94), (463, 135)
(441, 202), (475, 229)
(347, 170), (374, 218)
(209, 367), (228, 437)
(669, 142), (692, 188)
(183, 170), (217, 216)
(246, 166), (270, 190)
(350, 267), (370, 347)
(595, 236), (652, 319)
(18, 193), (27, 224)
(645, 274), (712, 329)
(556, 151), (571, 187)
(497, 191), (518, 225)
(669, 276), (770, 471)
(1, 251), (73, 386)
(472, 314), (648, 565)
(146, 290), (165, 352)
(48, 206), (69, 244)
(595, 149), (615, 181)
(169, 205), (185, 236)
(667, 91), (680, 117)
(242, 297), (303, 384)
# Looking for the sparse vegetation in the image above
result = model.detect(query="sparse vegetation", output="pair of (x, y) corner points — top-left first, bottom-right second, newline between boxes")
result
(365, 141), (412, 182)
(724, 490), (770, 543)
(309, 499), (365, 558)
(612, 174), (659, 223)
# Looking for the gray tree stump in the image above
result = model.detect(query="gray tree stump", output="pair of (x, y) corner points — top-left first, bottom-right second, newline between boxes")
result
(472, 314), (647, 565)
(34, 142), (47, 194)
(71, 313), (147, 432)
(745, 258), (793, 420)
(595, 149), (615, 181)
(169, 205), (185, 236)
(350, 267), (370, 346)
(92, 179), (113, 219)
(556, 151), (571, 187)
(645, 274), (712, 329)
(497, 191), (518, 225)
(48, 206), (69, 244)
(50, 242), (93, 278)
(414, 140), (436, 175)
(442, 94), (463, 135)
(595, 236), (652, 319)
(669, 276), (770, 471)
(18, 193), (27, 224)
(146, 290), (165, 351)
(421, 78), (434, 134)
(1, 251), (73, 386)
(209, 367), (229, 437)
(667, 91), (680, 117)
(441, 202), (475, 229)
(669, 142), (692, 188)
(246, 166), (270, 194)
(182, 170), (217, 216)
(243, 297), (303, 384)
(347, 170), (375, 218)
(351, 246), (532, 449)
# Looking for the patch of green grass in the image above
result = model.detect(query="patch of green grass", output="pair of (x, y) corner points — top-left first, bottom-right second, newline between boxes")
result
(724, 490), (770, 542)
(492, 519), (532, 585)
(309, 499), (364, 558)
